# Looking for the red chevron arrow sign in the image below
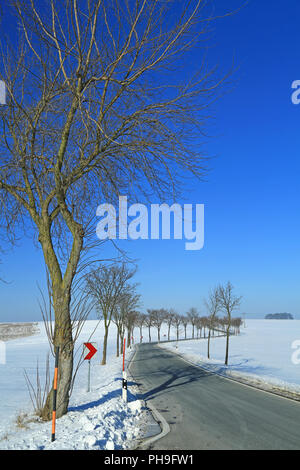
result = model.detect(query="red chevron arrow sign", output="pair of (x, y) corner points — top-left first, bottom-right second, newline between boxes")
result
(83, 342), (97, 360)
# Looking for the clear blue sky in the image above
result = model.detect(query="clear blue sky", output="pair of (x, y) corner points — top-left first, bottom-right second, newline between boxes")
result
(0, 0), (300, 321)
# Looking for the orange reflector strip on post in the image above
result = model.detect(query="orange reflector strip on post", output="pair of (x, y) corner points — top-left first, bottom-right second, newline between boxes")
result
(51, 346), (59, 442)
(53, 367), (58, 389)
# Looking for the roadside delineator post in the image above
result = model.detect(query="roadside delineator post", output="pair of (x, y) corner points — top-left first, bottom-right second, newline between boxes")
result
(122, 338), (126, 372)
(87, 360), (91, 393)
(51, 346), (59, 442)
(122, 338), (127, 402)
(83, 342), (97, 392)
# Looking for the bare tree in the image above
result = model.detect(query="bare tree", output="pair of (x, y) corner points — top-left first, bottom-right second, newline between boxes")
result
(39, 266), (94, 359)
(112, 284), (139, 356)
(39, 264), (95, 402)
(181, 315), (189, 339)
(112, 303), (124, 358)
(187, 308), (199, 339)
(196, 316), (204, 338)
(217, 282), (242, 365)
(125, 309), (139, 349)
(231, 317), (242, 335)
(135, 313), (147, 343)
(202, 316), (210, 338)
(85, 263), (136, 365)
(172, 313), (182, 341)
(165, 309), (176, 341)
(204, 287), (220, 359)
(144, 313), (153, 343)
(0, 0), (229, 419)
(147, 308), (167, 342)
(195, 317), (201, 338)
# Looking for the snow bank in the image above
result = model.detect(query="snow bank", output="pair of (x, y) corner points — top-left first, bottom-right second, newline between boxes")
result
(4, 318), (299, 449)
(0, 320), (151, 450)
(161, 320), (300, 398)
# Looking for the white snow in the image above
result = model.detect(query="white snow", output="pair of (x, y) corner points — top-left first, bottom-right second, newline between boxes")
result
(2, 318), (300, 449)
(161, 320), (300, 394)
(0, 320), (148, 450)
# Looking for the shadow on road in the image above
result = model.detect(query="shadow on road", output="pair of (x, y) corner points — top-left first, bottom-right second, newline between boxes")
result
(130, 344), (215, 403)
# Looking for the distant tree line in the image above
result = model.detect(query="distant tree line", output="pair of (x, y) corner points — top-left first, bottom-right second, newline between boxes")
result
(85, 267), (242, 366)
(265, 313), (293, 320)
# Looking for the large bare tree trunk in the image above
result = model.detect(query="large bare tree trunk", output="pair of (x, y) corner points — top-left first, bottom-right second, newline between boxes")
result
(41, 288), (74, 420)
(39, 226), (83, 420)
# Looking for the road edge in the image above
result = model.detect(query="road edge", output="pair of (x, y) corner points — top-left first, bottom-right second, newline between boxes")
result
(127, 343), (170, 450)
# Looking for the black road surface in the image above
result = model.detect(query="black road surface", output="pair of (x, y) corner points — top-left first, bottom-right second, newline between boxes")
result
(129, 343), (300, 450)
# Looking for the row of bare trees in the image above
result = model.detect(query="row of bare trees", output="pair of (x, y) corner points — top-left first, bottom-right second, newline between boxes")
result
(82, 264), (242, 369)
(36, 271), (242, 418)
(84, 262), (140, 365)
(122, 281), (242, 366)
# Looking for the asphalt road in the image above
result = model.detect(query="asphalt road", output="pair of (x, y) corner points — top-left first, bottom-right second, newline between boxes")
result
(129, 342), (300, 450)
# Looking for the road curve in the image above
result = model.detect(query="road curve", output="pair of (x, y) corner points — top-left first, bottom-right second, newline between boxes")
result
(129, 342), (300, 450)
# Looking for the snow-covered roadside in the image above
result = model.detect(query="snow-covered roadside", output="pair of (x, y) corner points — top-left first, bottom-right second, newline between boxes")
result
(5, 318), (300, 449)
(0, 357), (146, 450)
(0, 321), (153, 450)
(160, 320), (300, 400)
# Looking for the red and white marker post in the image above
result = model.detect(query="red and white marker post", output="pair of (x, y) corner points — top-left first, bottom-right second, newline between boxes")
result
(122, 338), (127, 402)
(83, 342), (97, 392)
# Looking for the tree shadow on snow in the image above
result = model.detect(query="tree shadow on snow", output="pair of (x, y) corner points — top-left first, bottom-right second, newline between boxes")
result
(68, 388), (122, 413)
(68, 378), (139, 413)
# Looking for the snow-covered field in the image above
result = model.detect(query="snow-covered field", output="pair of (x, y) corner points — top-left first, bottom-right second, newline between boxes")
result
(1, 319), (300, 449)
(161, 320), (300, 395)
(0, 320), (154, 450)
